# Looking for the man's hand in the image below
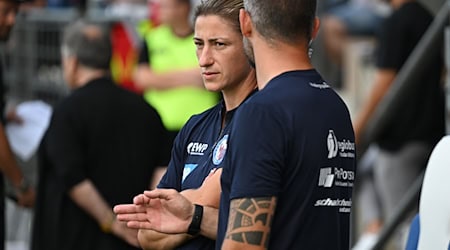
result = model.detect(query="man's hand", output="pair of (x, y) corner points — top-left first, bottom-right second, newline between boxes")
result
(5, 108), (23, 125)
(111, 219), (140, 248)
(17, 186), (35, 207)
(114, 189), (194, 234)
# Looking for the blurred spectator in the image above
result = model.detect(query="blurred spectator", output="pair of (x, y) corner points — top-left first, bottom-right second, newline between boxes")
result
(321, 0), (389, 67)
(352, 0), (446, 249)
(0, 0), (37, 248)
(133, 0), (219, 149)
(31, 19), (170, 250)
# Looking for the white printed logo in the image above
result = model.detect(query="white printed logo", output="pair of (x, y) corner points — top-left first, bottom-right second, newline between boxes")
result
(327, 130), (355, 159)
(318, 167), (335, 188)
(187, 142), (208, 156)
(314, 198), (352, 213)
(327, 130), (338, 159)
(318, 167), (355, 188)
(309, 81), (330, 89)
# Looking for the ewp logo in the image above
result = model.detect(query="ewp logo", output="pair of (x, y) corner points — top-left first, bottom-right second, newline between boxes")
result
(187, 142), (208, 156)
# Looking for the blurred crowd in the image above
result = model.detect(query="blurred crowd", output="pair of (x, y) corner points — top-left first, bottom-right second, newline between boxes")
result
(0, 0), (447, 250)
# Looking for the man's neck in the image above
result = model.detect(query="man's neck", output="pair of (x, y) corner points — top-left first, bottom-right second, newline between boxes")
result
(253, 39), (313, 90)
(75, 68), (108, 88)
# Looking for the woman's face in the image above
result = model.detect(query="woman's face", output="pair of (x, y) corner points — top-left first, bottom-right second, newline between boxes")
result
(194, 15), (252, 92)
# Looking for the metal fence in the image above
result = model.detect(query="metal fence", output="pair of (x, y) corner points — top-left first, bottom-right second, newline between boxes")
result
(3, 9), (82, 107)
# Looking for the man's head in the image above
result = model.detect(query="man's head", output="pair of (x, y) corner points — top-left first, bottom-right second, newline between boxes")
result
(240, 0), (318, 67)
(61, 19), (111, 88)
(0, 0), (20, 41)
(242, 0), (317, 44)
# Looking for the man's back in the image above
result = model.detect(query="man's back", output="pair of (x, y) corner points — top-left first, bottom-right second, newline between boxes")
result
(219, 70), (355, 249)
(33, 77), (169, 250)
(56, 77), (169, 201)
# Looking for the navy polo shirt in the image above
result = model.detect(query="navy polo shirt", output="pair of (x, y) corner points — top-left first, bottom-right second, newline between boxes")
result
(158, 96), (243, 249)
(218, 70), (356, 250)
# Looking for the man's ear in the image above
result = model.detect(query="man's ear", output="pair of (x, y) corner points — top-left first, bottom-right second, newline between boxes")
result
(311, 17), (320, 40)
(239, 9), (252, 38)
(68, 56), (79, 76)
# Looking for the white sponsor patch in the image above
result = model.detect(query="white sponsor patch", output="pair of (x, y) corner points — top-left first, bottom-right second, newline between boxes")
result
(318, 167), (355, 188)
(187, 142), (208, 156)
(327, 130), (355, 159)
(314, 198), (352, 213)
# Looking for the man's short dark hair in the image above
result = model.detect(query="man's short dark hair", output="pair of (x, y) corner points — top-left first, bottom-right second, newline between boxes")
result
(61, 19), (112, 70)
(244, 0), (317, 44)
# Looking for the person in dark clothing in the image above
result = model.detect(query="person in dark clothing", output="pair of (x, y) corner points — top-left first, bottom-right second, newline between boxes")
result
(115, 0), (257, 249)
(115, 0), (356, 249)
(352, 0), (446, 248)
(31, 19), (170, 250)
(0, 0), (36, 248)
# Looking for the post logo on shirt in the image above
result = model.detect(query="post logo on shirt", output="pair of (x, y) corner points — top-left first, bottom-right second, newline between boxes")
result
(327, 130), (355, 159)
(187, 142), (208, 156)
(212, 134), (228, 165)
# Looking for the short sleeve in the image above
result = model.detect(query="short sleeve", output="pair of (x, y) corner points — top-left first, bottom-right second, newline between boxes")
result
(45, 106), (86, 191)
(228, 104), (285, 199)
(376, 17), (406, 70)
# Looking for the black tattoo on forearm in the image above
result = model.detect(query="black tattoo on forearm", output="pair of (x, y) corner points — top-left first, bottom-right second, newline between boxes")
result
(225, 197), (277, 247)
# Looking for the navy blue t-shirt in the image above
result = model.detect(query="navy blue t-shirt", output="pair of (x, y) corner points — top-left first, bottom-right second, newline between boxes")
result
(158, 100), (237, 250)
(218, 70), (356, 250)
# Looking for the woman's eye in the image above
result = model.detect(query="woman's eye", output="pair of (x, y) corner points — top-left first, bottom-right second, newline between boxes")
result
(194, 42), (204, 48)
(215, 42), (226, 47)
